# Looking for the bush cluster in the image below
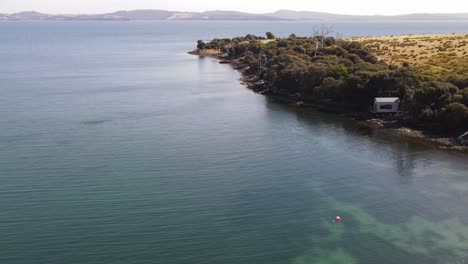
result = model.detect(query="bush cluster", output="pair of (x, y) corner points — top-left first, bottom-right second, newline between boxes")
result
(197, 34), (468, 133)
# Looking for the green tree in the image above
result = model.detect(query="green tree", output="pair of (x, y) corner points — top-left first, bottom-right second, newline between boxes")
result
(440, 103), (468, 131)
(266, 32), (276, 40)
(197, 40), (205, 49)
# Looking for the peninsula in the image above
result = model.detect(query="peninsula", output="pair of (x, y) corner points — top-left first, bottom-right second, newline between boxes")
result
(190, 32), (468, 149)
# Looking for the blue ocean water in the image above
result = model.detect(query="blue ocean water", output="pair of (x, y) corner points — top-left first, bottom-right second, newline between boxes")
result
(0, 21), (468, 264)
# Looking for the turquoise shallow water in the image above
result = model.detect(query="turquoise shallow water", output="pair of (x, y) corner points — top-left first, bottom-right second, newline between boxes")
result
(1, 21), (468, 264)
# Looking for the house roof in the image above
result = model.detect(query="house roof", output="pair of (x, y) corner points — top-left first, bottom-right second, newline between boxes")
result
(375, 97), (400, 103)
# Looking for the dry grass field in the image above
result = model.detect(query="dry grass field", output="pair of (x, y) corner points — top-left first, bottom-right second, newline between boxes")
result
(348, 34), (468, 78)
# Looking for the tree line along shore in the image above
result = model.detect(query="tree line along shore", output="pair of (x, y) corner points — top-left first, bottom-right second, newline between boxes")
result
(189, 32), (468, 149)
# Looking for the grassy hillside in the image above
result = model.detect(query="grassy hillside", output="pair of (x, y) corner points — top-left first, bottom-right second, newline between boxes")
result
(348, 34), (468, 79)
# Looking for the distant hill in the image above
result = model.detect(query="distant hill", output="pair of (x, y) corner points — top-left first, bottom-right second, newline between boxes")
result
(0, 10), (284, 21)
(265, 10), (356, 21)
(0, 9), (467, 21)
(109, 10), (174, 20)
(266, 10), (468, 21)
(0, 11), (130, 21)
(189, 11), (284, 21)
(394, 13), (468, 20)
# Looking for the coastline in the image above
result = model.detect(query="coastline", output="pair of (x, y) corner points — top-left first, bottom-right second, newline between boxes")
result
(188, 48), (468, 153)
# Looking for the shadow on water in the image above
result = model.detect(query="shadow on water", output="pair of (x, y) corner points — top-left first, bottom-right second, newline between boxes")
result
(264, 97), (466, 174)
(81, 119), (111, 125)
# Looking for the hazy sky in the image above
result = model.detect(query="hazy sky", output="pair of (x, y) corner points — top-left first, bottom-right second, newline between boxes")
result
(1, 0), (467, 15)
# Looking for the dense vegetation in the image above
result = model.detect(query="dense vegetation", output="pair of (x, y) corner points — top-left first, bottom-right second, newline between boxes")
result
(196, 34), (468, 134)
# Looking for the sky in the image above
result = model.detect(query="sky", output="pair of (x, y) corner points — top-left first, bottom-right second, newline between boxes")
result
(1, 0), (467, 15)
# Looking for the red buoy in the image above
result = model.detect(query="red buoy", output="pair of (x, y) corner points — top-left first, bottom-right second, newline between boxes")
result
(335, 216), (341, 222)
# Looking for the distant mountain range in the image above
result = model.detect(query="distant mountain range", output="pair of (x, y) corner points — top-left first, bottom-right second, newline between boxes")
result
(1, 10), (468, 21)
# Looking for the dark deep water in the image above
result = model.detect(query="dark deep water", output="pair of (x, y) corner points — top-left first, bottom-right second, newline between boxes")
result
(1, 21), (468, 264)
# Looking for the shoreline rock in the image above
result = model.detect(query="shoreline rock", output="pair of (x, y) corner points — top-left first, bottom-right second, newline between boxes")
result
(187, 49), (221, 57)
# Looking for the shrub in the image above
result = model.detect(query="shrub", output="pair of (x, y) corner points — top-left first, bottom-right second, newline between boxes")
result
(266, 32), (276, 40)
(364, 54), (378, 63)
(197, 40), (206, 49)
(326, 64), (349, 79)
(440, 103), (468, 131)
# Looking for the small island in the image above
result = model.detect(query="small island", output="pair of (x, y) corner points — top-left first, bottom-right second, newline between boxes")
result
(190, 32), (468, 150)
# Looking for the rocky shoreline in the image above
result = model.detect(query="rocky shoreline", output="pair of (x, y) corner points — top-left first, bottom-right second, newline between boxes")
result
(188, 49), (468, 153)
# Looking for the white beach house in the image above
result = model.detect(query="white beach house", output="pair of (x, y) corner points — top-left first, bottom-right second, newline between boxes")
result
(373, 97), (400, 113)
